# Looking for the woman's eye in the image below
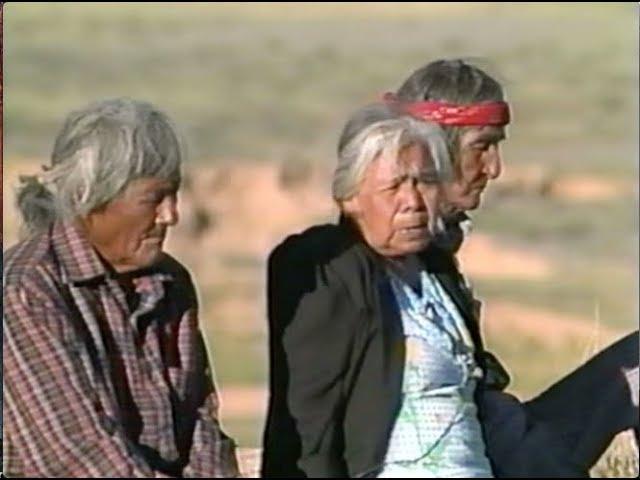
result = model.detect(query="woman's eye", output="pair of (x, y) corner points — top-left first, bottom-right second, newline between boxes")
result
(420, 178), (438, 186)
(140, 193), (163, 204)
(417, 173), (439, 184)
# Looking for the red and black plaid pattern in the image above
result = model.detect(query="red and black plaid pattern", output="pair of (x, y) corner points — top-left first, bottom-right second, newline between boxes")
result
(3, 221), (239, 477)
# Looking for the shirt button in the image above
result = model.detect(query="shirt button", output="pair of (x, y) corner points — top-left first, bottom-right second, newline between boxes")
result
(99, 414), (116, 435)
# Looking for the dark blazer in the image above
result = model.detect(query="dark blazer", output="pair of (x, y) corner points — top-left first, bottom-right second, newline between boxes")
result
(261, 221), (508, 478)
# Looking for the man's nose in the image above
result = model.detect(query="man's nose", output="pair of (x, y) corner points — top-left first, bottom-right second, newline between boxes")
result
(483, 146), (502, 179)
(157, 195), (179, 226)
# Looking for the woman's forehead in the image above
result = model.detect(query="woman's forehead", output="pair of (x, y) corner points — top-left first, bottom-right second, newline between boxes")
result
(375, 144), (435, 176)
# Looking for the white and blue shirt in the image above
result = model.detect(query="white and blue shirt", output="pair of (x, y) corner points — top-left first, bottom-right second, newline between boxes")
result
(378, 271), (493, 478)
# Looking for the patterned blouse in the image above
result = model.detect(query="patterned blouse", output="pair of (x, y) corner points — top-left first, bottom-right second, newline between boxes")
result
(378, 270), (493, 478)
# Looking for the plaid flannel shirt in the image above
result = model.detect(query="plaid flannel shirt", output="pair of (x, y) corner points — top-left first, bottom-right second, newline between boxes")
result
(3, 221), (239, 477)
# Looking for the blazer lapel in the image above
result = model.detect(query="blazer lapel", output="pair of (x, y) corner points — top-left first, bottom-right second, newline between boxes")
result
(421, 247), (484, 352)
(433, 271), (473, 320)
(435, 269), (484, 352)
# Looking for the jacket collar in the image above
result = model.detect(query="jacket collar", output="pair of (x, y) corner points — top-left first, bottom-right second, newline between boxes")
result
(336, 216), (479, 345)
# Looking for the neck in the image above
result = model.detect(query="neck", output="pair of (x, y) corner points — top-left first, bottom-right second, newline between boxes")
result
(75, 217), (132, 274)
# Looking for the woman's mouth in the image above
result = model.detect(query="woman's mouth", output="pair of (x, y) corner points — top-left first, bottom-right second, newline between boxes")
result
(398, 225), (429, 236)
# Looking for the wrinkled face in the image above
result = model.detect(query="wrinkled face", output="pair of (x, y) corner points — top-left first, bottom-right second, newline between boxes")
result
(82, 177), (179, 273)
(342, 143), (442, 258)
(443, 125), (505, 212)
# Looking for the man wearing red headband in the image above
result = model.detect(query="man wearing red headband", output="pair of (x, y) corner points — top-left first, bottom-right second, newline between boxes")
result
(389, 59), (639, 477)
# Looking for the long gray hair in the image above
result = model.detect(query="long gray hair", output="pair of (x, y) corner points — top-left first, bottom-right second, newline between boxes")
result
(332, 102), (452, 203)
(16, 97), (184, 235)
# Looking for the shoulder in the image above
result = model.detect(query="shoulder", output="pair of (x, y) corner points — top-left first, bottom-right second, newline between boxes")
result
(272, 222), (374, 280)
(4, 230), (59, 295)
(269, 223), (379, 315)
(3, 231), (71, 326)
(156, 252), (193, 283)
(155, 252), (198, 305)
(270, 223), (352, 265)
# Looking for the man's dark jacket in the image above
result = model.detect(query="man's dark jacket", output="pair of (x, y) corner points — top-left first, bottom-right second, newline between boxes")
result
(261, 222), (509, 478)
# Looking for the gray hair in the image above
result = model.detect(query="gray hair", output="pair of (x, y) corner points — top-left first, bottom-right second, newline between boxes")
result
(395, 59), (506, 163)
(16, 98), (184, 234)
(332, 103), (451, 202)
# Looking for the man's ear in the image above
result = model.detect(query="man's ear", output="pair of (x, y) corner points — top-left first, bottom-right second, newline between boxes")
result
(340, 195), (361, 218)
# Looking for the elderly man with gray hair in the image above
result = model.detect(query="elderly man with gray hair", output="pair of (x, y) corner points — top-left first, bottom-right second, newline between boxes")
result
(3, 98), (239, 477)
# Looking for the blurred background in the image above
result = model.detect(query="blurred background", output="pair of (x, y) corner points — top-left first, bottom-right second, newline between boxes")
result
(3, 3), (638, 476)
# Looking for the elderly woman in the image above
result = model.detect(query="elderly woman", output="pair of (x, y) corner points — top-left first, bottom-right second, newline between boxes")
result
(262, 103), (497, 477)
(3, 98), (239, 477)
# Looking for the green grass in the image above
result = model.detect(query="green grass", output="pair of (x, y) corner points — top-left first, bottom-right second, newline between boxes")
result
(222, 415), (266, 450)
(475, 194), (638, 263)
(4, 3), (637, 163)
(203, 324), (267, 386)
(477, 275), (637, 331)
(484, 333), (588, 398)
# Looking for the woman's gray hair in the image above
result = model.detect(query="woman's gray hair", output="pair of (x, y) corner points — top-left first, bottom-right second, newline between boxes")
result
(332, 103), (451, 202)
(16, 97), (184, 234)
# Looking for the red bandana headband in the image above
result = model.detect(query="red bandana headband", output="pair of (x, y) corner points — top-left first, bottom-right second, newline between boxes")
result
(383, 92), (510, 126)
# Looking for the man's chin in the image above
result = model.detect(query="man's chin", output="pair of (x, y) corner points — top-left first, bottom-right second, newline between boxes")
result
(146, 248), (165, 265)
(459, 192), (483, 211)
(133, 248), (165, 270)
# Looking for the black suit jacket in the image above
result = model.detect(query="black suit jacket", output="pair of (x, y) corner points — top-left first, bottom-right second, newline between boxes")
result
(262, 222), (508, 478)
